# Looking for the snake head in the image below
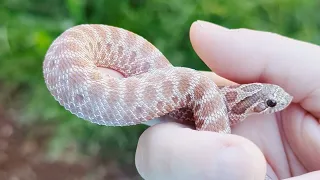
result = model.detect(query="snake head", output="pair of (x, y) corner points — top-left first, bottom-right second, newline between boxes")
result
(254, 84), (293, 114)
(221, 83), (293, 124)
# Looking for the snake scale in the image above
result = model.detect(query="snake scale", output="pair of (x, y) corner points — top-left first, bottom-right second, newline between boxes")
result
(43, 24), (293, 179)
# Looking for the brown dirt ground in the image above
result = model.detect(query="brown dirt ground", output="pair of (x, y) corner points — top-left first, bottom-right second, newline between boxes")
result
(0, 107), (141, 180)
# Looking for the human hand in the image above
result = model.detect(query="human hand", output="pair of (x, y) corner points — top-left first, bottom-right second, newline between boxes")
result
(134, 20), (320, 180)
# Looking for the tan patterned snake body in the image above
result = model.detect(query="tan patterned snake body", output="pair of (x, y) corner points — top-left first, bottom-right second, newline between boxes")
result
(43, 24), (293, 179)
(43, 24), (292, 133)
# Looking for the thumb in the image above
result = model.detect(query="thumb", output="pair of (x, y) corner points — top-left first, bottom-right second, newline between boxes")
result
(189, 20), (320, 118)
(135, 122), (268, 180)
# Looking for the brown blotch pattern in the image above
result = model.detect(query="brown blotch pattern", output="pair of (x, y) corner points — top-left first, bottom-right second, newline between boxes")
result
(123, 79), (140, 104)
(168, 108), (194, 122)
(143, 85), (157, 103)
(177, 74), (190, 94)
(229, 115), (242, 125)
(231, 93), (260, 115)
(225, 91), (238, 103)
(194, 84), (206, 100)
(162, 80), (174, 97)
(185, 94), (192, 105)
(117, 45), (124, 58)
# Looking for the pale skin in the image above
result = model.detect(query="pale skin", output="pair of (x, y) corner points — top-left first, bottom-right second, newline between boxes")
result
(130, 21), (320, 180)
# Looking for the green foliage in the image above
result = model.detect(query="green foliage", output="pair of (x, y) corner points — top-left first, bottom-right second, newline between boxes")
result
(1, 0), (320, 170)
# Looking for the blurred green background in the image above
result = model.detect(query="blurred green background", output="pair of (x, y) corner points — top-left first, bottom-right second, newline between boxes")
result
(1, 0), (319, 179)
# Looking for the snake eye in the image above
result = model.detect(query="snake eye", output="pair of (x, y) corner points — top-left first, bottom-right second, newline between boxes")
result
(266, 99), (277, 107)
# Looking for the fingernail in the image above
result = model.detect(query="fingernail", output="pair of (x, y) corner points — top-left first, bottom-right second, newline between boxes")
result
(195, 20), (230, 32)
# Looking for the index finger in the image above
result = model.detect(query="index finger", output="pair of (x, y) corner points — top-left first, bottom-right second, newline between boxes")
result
(189, 20), (320, 117)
